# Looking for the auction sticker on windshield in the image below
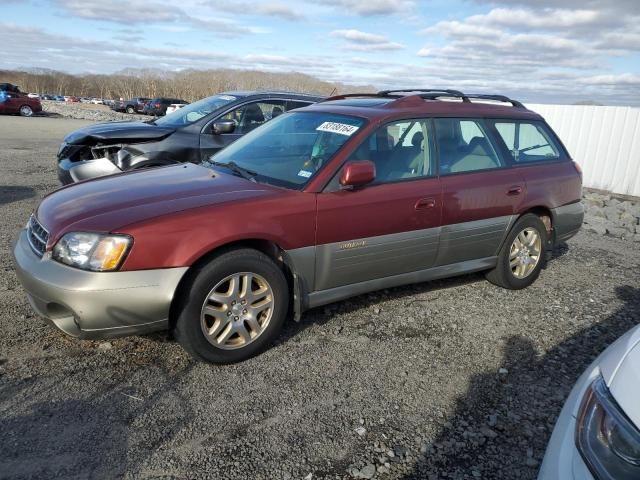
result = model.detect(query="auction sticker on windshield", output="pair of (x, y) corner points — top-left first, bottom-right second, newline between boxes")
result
(316, 122), (359, 136)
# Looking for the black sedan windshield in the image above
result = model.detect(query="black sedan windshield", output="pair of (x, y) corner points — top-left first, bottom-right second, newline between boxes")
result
(154, 94), (238, 127)
(205, 111), (365, 189)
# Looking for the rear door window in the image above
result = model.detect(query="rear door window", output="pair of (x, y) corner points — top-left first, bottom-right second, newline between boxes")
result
(434, 118), (504, 175)
(493, 121), (562, 163)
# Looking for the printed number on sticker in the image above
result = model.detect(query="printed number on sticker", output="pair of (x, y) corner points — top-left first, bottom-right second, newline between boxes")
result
(316, 122), (359, 136)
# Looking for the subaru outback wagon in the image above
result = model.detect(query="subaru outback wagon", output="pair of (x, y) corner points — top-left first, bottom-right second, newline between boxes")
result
(14, 89), (584, 363)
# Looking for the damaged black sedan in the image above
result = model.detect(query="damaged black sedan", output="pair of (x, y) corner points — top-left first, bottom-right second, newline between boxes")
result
(57, 91), (322, 185)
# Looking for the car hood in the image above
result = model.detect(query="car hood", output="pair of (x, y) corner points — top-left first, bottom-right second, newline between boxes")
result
(596, 322), (640, 428)
(605, 326), (640, 428)
(63, 121), (175, 145)
(36, 164), (277, 244)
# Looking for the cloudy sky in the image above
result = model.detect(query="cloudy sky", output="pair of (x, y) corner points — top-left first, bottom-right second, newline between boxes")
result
(2, 0), (639, 105)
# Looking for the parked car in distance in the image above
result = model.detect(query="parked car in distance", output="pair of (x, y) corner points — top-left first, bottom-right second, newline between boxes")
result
(142, 98), (188, 116)
(0, 83), (42, 117)
(166, 102), (188, 115)
(57, 91), (321, 184)
(53, 95), (65, 102)
(111, 97), (149, 114)
(538, 319), (640, 479)
(18, 89), (584, 363)
(90, 98), (105, 105)
(65, 96), (80, 103)
(27, 93), (40, 98)
(41, 94), (55, 101)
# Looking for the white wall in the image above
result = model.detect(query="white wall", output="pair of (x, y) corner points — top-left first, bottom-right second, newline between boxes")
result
(526, 104), (640, 197)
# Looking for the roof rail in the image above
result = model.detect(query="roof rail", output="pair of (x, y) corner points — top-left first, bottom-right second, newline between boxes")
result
(320, 93), (388, 103)
(320, 89), (525, 108)
(378, 88), (470, 102)
(464, 94), (525, 108)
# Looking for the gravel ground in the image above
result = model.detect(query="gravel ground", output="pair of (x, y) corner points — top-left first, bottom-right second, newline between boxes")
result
(1, 115), (639, 480)
(41, 100), (148, 122)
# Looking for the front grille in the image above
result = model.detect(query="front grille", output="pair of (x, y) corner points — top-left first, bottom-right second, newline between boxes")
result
(27, 215), (49, 257)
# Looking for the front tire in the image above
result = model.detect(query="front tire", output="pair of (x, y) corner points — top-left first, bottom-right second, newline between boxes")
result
(173, 249), (289, 364)
(19, 105), (33, 117)
(126, 106), (135, 114)
(486, 214), (547, 290)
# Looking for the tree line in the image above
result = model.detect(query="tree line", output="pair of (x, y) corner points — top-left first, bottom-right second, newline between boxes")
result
(0, 68), (373, 101)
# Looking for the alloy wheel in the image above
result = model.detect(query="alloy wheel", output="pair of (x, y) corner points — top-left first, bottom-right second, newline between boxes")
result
(200, 272), (274, 350)
(509, 227), (542, 279)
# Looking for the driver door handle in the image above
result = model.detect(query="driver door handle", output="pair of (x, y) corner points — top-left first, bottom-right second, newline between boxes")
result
(415, 197), (436, 209)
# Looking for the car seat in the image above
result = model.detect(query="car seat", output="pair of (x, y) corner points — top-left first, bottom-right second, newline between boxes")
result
(449, 137), (500, 173)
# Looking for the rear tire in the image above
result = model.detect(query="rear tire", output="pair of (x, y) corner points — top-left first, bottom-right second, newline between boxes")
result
(19, 105), (33, 117)
(173, 249), (289, 364)
(486, 213), (547, 290)
(126, 106), (135, 114)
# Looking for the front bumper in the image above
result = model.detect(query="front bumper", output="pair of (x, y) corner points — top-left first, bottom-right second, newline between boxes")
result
(57, 157), (122, 185)
(12, 229), (188, 339)
(538, 367), (599, 479)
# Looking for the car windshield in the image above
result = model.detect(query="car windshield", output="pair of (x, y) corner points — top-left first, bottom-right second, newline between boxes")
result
(204, 111), (366, 190)
(154, 94), (238, 127)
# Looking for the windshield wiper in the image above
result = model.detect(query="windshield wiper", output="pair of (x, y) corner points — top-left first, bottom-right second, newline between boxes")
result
(209, 160), (257, 181)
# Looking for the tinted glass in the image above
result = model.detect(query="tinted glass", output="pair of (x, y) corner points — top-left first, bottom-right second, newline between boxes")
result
(434, 118), (503, 174)
(206, 111), (365, 190)
(494, 121), (562, 162)
(347, 119), (434, 183)
(154, 94), (238, 126)
(221, 100), (289, 134)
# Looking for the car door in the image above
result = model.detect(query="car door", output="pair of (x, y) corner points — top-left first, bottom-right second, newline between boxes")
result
(434, 117), (526, 266)
(314, 118), (442, 291)
(199, 99), (290, 161)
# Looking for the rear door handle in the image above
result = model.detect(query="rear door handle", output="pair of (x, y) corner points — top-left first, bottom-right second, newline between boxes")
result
(507, 185), (523, 196)
(415, 197), (436, 209)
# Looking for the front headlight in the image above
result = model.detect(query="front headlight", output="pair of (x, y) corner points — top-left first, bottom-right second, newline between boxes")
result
(52, 232), (132, 272)
(576, 375), (640, 479)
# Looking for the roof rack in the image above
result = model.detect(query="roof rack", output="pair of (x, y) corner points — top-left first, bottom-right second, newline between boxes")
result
(320, 89), (525, 108)
(378, 89), (470, 102)
(464, 94), (525, 108)
(320, 93), (392, 102)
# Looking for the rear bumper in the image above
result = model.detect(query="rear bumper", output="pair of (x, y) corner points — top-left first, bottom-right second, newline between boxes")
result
(13, 229), (188, 339)
(57, 157), (122, 184)
(552, 201), (584, 243)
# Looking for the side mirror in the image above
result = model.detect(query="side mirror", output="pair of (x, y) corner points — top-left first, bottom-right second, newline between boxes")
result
(212, 120), (236, 135)
(339, 160), (376, 189)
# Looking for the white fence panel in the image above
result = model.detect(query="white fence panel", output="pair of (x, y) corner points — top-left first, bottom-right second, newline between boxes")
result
(526, 104), (640, 198)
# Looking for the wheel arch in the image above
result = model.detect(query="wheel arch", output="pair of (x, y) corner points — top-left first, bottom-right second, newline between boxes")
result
(168, 238), (299, 331)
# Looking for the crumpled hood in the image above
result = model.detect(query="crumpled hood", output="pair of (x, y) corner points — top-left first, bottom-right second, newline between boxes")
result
(63, 121), (175, 145)
(36, 164), (276, 245)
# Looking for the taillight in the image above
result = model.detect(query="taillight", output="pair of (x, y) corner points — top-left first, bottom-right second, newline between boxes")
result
(154, 103), (161, 107)
(573, 161), (583, 175)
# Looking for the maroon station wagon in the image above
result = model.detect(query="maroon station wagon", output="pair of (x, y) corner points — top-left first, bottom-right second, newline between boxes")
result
(13, 89), (584, 363)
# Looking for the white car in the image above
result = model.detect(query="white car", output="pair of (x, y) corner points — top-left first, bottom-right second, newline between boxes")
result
(90, 98), (104, 105)
(165, 103), (188, 115)
(27, 93), (40, 98)
(539, 323), (640, 479)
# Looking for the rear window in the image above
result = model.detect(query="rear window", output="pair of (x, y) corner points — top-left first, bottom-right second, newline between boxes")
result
(493, 121), (563, 163)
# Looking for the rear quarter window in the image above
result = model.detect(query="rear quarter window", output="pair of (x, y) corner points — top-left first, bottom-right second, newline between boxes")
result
(493, 120), (565, 163)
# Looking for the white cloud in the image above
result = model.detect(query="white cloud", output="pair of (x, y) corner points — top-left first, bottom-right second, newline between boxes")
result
(53, 0), (260, 36)
(206, 1), (304, 20)
(331, 29), (405, 51)
(317, 0), (415, 16)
